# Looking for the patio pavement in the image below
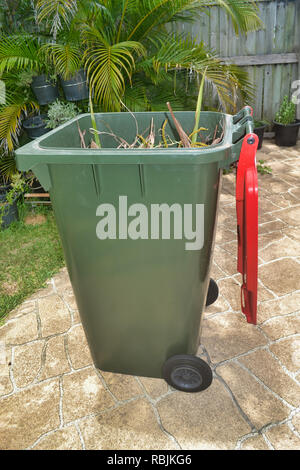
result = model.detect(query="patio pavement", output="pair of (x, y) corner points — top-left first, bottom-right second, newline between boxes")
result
(0, 141), (300, 450)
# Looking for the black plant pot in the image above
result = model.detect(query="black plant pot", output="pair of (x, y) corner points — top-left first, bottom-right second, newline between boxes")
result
(273, 120), (300, 147)
(23, 114), (49, 139)
(254, 124), (267, 150)
(60, 69), (89, 102)
(0, 185), (19, 229)
(31, 74), (59, 105)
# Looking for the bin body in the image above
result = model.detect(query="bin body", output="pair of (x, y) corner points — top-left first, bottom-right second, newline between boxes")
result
(16, 111), (251, 379)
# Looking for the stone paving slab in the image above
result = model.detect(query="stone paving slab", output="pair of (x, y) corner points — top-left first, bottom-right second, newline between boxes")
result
(0, 142), (299, 450)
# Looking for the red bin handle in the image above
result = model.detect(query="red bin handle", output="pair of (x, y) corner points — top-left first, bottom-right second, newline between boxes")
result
(236, 124), (259, 325)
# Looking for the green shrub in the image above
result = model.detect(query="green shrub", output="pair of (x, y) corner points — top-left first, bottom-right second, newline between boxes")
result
(46, 100), (80, 129)
(254, 119), (269, 128)
(275, 96), (296, 125)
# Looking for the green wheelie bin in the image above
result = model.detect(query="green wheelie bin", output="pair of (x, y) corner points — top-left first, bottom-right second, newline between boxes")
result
(15, 107), (258, 393)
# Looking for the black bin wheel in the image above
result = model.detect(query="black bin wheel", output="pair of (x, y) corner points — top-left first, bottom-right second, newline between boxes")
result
(206, 278), (219, 307)
(162, 355), (213, 393)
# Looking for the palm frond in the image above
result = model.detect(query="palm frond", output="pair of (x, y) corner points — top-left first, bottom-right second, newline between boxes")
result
(0, 34), (40, 73)
(36, 0), (78, 37)
(146, 84), (188, 111)
(175, 1), (263, 34)
(149, 34), (207, 70)
(0, 152), (17, 181)
(127, 0), (183, 41)
(74, 2), (118, 44)
(123, 81), (150, 111)
(0, 92), (38, 152)
(211, 0), (263, 34)
(126, 0), (262, 41)
(138, 32), (253, 112)
(41, 42), (82, 79)
(83, 33), (146, 111)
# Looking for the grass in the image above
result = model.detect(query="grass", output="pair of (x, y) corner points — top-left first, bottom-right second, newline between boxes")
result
(0, 205), (65, 322)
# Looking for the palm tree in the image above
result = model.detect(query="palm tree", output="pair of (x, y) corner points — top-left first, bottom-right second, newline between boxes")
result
(36, 0), (262, 111)
(0, 32), (51, 179)
(0, 70), (39, 178)
(0, 1), (50, 179)
(0, 0), (263, 178)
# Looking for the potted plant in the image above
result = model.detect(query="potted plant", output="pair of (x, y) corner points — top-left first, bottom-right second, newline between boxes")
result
(60, 69), (89, 102)
(31, 73), (59, 105)
(45, 100), (80, 129)
(0, 34), (59, 106)
(0, 173), (26, 229)
(23, 113), (49, 139)
(254, 119), (268, 150)
(274, 96), (300, 147)
(41, 32), (89, 102)
(23, 100), (80, 138)
(0, 183), (18, 229)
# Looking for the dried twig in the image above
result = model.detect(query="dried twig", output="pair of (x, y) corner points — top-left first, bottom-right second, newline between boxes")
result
(166, 102), (191, 148)
(90, 140), (100, 149)
(77, 121), (87, 149)
(212, 124), (218, 142)
(120, 100), (140, 148)
(78, 100), (218, 150)
(211, 123), (225, 145)
(148, 118), (155, 147)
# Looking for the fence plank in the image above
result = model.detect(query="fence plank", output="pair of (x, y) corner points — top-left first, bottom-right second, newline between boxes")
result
(263, 65), (273, 119)
(265, 1), (277, 54)
(219, 8), (228, 57)
(284, 1), (296, 52)
(272, 64), (283, 120)
(255, 67), (264, 119)
(256, 1), (267, 55)
(210, 6), (219, 52)
(280, 62), (292, 104)
(221, 53), (298, 66)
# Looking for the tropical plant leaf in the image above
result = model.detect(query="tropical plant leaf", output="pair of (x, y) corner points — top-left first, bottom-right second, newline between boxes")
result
(83, 32), (146, 110)
(0, 152), (17, 181)
(123, 81), (150, 111)
(0, 34), (40, 73)
(0, 0), (263, 140)
(41, 42), (82, 79)
(36, 0), (78, 37)
(0, 91), (38, 152)
(139, 32), (253, 112)
(126, 0), (262, 41)
(212, 0), (263, 34)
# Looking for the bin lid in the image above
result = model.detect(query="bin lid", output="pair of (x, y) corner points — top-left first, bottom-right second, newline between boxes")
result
(236, 132), (258, 325)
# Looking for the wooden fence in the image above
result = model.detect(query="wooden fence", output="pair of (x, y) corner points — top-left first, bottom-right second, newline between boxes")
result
(178, 0), (300, 123)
